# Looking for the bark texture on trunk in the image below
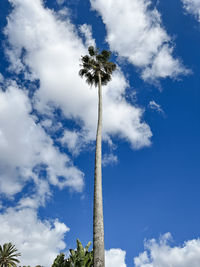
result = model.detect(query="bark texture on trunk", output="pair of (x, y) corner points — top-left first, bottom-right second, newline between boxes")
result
(93, 72), (105, 267)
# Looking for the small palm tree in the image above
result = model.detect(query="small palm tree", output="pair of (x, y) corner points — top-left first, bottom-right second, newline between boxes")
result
(79, 46), (116, 267)
(0, 243), (21, 267)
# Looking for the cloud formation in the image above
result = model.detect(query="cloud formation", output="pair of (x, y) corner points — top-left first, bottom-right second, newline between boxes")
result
(90, 0), (188, 81)
(149, 100), (164, 114)
(0, 1), (153, 265)
(102, 153), (118, 167)
(0, 83), (84, 197)
(5, 0), (152, 150)
(0, 207), (69, 267)
(106, 248), (127, 267)
(79, 24), (96, 48)
(134, 233), (200, 267)
(56, 0), (66, 5)
(182, 0), (200, 21)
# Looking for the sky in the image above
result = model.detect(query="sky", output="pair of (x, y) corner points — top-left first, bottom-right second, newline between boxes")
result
(0, 0), (200, 266)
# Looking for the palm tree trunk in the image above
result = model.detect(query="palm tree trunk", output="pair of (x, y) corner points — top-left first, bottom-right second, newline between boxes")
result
(93, 71), (105, 267)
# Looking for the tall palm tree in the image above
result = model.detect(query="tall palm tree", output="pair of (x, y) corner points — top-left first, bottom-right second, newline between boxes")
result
(0, 243), (21, 267)
(79, 46), (116, 267)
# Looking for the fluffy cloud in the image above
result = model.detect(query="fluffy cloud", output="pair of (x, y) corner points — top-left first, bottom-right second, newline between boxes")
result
(90, 0), (188, 81)
(59, 129), (90, 156)
(134, 233), (200, 267)
(0, 2), (152, 263)
(5, 0), (152, 150)
(182, 0), (200, 21)
(0, 207), (69, 267)
(0, 205), (127, 267)
(60, 130), (81, 153)
(79, 24), (96, 48)
(0, 83), (84, 197)
(106, 248), (127, 267)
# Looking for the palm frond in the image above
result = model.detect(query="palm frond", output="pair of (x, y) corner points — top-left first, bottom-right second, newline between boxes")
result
(0, 243), (21, 267)
(88, 46), (95, 56)
(79, 46), (116, 87)
(101, 72), (111, 86)
(79, 68), (87, 77)
(85, 72), (95, 87)
(101, 50), (111, 61)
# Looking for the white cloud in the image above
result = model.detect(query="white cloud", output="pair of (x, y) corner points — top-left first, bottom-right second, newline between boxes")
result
(102, 153), (118, 166)
(90, 0), (188, 81)
(18, 179), (51, 209)
(56, 0), (66, 5)
(0, 2), (153, 266)
(182, 0), (200, 21)
(0, 207), (69, 267)
(148, 100), (164, 114)
(60, 130), (79, 149)
(79, 24), (96, 48)
(0, 83), (84, 197)
(134, 233), (200, 267)
(5, 0), (152, 150)
(60, 129), (83, 155)
(0, 207), (127, 267)
(106, 248), (127, 267)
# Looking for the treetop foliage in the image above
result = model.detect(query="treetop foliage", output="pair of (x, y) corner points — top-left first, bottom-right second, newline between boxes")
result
(79, 46), (116, 87)
(0, 242), (21, 267)
(52, 239), (93, 267)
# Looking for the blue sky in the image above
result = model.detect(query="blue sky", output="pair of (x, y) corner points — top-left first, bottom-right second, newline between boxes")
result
(0, 0), (200, 266)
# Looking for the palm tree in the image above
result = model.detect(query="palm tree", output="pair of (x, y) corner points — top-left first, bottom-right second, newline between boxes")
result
(79, 46), (116, 267)
(0, 243), (21, 267)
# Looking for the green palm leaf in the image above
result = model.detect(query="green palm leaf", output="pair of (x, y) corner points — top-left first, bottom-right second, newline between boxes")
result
(79, 46), (116, 88)
(52, 240), (93, 267)
(0, 243), (21, 267)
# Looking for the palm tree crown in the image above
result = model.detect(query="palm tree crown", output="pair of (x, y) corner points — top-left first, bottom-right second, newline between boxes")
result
(0, 243), (21, 267)
(79, 46), (116, 87)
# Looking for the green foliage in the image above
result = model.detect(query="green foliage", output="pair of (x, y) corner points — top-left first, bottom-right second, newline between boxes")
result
(51, 253), (68, 267)
(52, 239), (93, 267)
(79, 46), (116, 87)
(0, 243), (21, 267)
